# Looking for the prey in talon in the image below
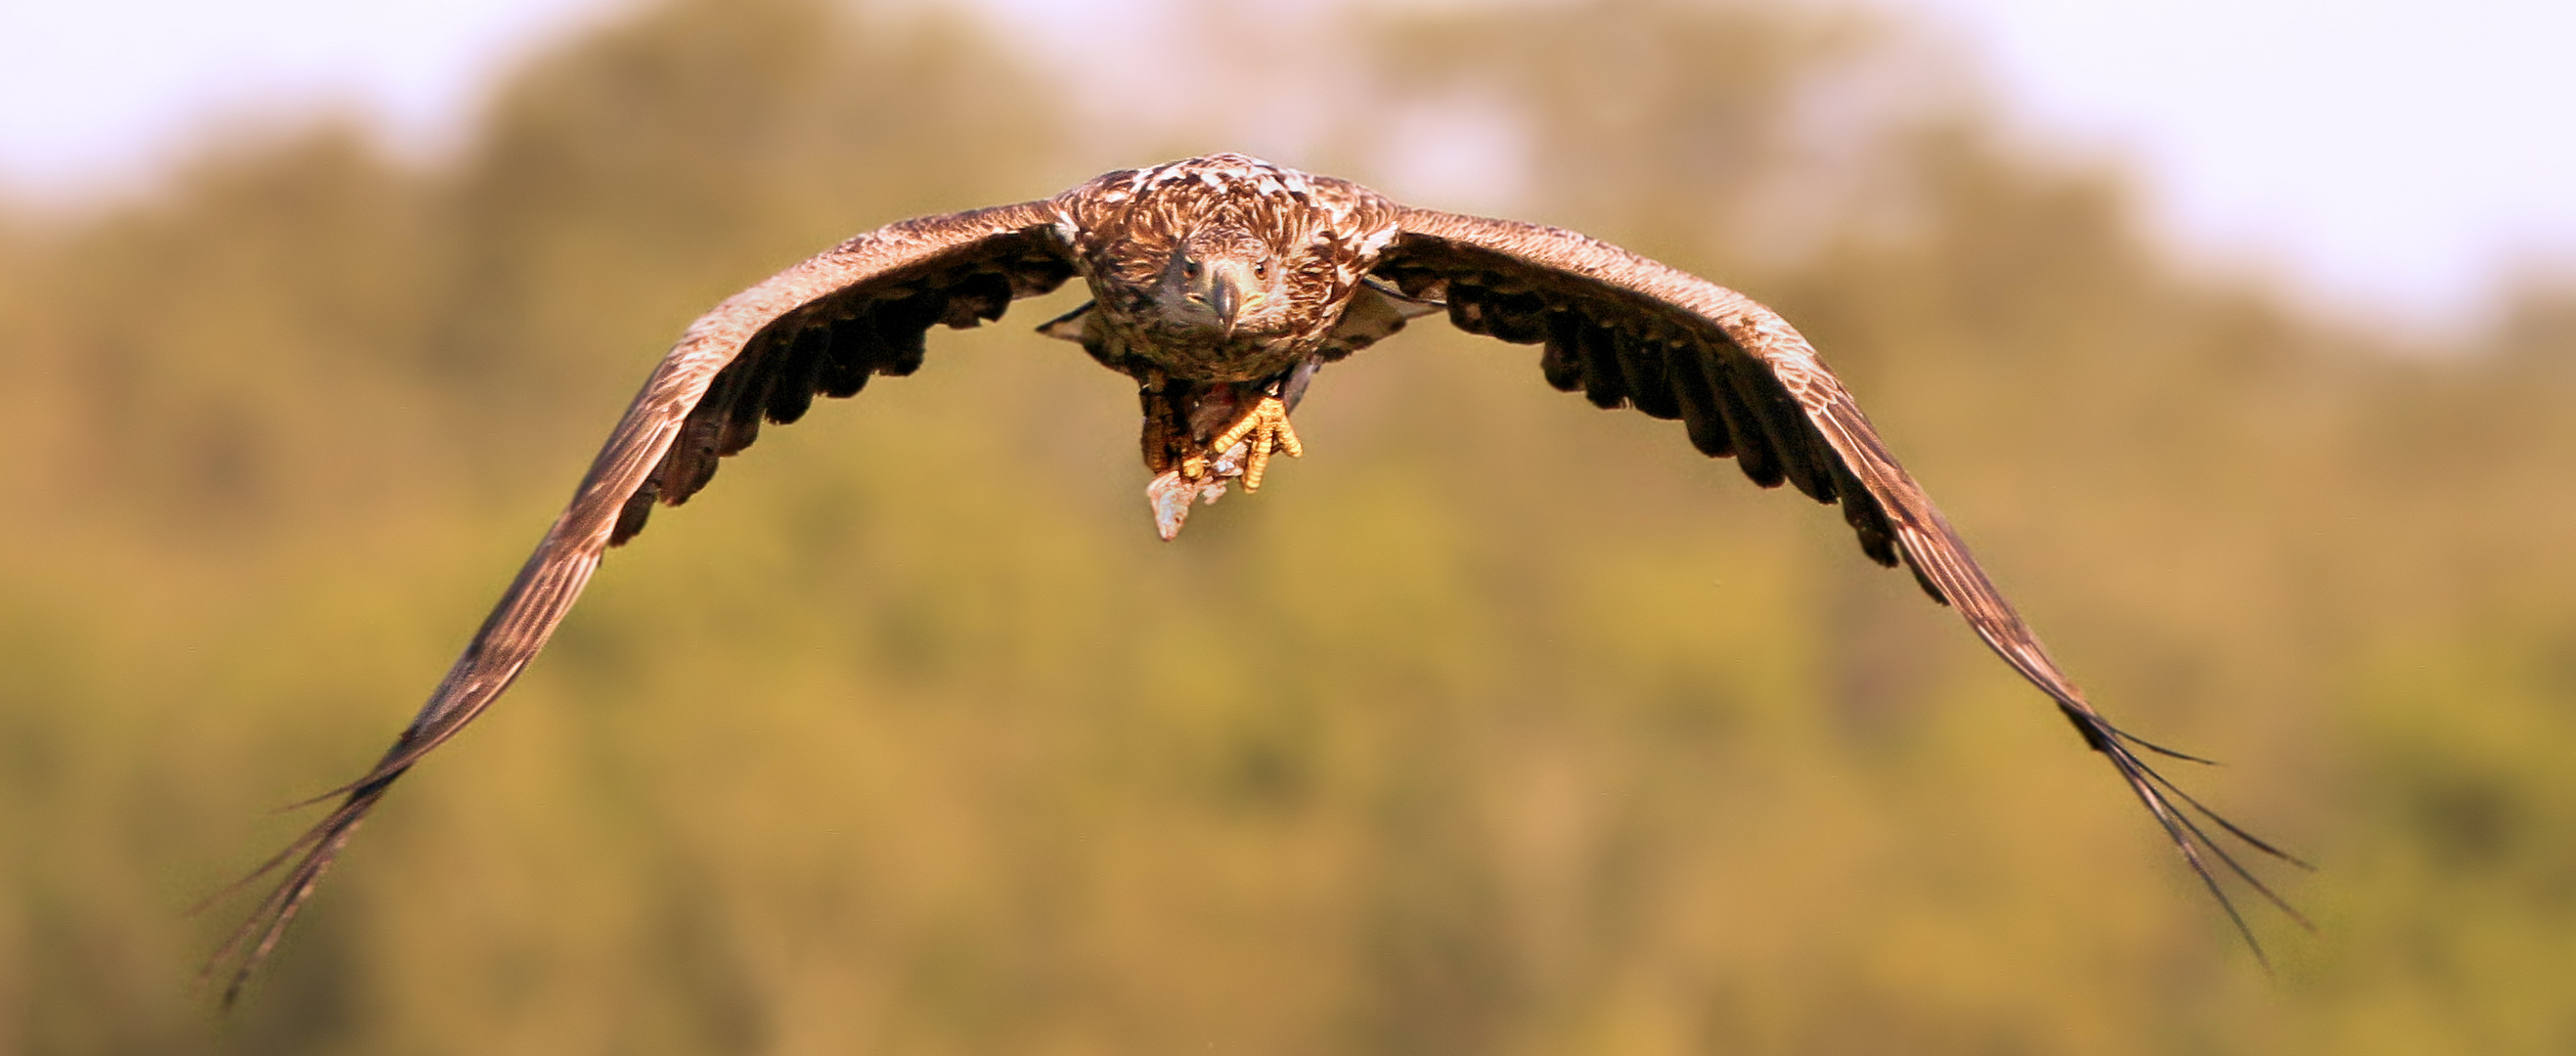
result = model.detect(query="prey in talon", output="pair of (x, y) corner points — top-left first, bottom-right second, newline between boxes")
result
(1137, 382), (1310, 540)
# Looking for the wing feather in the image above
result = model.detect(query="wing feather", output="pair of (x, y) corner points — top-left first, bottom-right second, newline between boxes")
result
(1665, 339), (1738, 460)
(1716, 340), (1834, 502)
(1698, 343), (1787, 488)
(204, 198), (1078, 1004)
(1536, 312), (1585, 392)
(1577, 321), (1631, 410)
(1375, 206), (2308, 961)
(1615, 332), (1684, 420)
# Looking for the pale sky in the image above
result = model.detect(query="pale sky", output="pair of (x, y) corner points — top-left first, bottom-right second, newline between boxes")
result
(2, 0), (2569, 330)
(1908, 0), (2576, 329)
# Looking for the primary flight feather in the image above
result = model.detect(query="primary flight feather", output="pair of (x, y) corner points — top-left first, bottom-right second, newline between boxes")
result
(207, 154), (2305, 1003)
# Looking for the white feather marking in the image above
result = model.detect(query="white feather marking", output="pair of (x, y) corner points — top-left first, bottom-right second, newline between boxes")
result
(1356, 224), (1399, 255)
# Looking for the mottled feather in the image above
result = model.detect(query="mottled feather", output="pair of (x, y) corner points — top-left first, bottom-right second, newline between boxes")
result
(210, 155), (2302, 1005)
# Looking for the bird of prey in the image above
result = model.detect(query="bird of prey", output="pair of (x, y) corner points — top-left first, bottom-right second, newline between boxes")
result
(206, 153), (2305, 1002)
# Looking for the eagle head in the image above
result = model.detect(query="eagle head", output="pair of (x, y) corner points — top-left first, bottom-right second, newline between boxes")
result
(1063, 154), (1392, 381)
(1155, 226), (1288, 339)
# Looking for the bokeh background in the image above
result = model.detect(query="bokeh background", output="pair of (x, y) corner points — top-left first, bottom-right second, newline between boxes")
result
(5, 0), (2574, 1052)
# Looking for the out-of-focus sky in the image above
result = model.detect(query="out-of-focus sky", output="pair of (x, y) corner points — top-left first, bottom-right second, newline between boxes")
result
(2, 0), (2569, 330)
(1907, 0), (2576, 329)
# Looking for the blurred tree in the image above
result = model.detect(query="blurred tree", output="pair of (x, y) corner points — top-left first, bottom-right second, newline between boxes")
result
(2, 0), (2573, 1053)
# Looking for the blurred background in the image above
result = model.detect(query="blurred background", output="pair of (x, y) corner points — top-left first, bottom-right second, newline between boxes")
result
(3, 0), (2573, 1051)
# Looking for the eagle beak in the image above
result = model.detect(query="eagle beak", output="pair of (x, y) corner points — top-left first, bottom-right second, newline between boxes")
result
(1180, 256), (1261, 337)
(1208, 275), (1241, 335)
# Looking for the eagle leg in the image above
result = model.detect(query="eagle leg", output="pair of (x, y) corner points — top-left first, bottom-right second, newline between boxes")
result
(1139, 381), (1185, 475)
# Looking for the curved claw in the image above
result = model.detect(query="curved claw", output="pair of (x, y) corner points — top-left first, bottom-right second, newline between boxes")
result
(1208, 395), (1303, 492)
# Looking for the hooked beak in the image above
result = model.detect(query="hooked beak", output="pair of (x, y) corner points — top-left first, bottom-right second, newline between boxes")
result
(1207, 276), (1240, 335)
(1182, 256), (1262, 337)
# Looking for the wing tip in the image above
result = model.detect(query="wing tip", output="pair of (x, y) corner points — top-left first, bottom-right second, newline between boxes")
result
(2065, 706), (2316, 964)
(198, 778), (399, 1010)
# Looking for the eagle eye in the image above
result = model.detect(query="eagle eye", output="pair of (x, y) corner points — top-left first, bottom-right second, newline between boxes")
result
(1183, 259), (1202, 279)
(1253, 261), (1270, 280)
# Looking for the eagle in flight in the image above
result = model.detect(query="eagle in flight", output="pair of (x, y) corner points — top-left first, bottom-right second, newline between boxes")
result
(208, 154), (2304, 1002)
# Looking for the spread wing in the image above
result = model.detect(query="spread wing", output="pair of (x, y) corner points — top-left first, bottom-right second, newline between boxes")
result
(203, 198), (1081, 1004)
(1372, 207), (2310, 960)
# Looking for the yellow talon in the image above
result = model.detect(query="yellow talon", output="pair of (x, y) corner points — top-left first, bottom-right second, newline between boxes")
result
(1245, 446), (1269, 491)
(1209, 398), (1267, 451)
(1211, 395), (1302, 492)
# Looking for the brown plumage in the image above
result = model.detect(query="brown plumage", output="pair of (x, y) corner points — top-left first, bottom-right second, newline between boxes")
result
(204, 154), (2305, 1004)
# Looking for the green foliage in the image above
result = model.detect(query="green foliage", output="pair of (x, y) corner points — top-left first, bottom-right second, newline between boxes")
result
(4, 0), (2573, 1052)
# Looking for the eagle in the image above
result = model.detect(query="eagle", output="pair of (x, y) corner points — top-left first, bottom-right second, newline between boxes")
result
(206, 153), (2305, 1002)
